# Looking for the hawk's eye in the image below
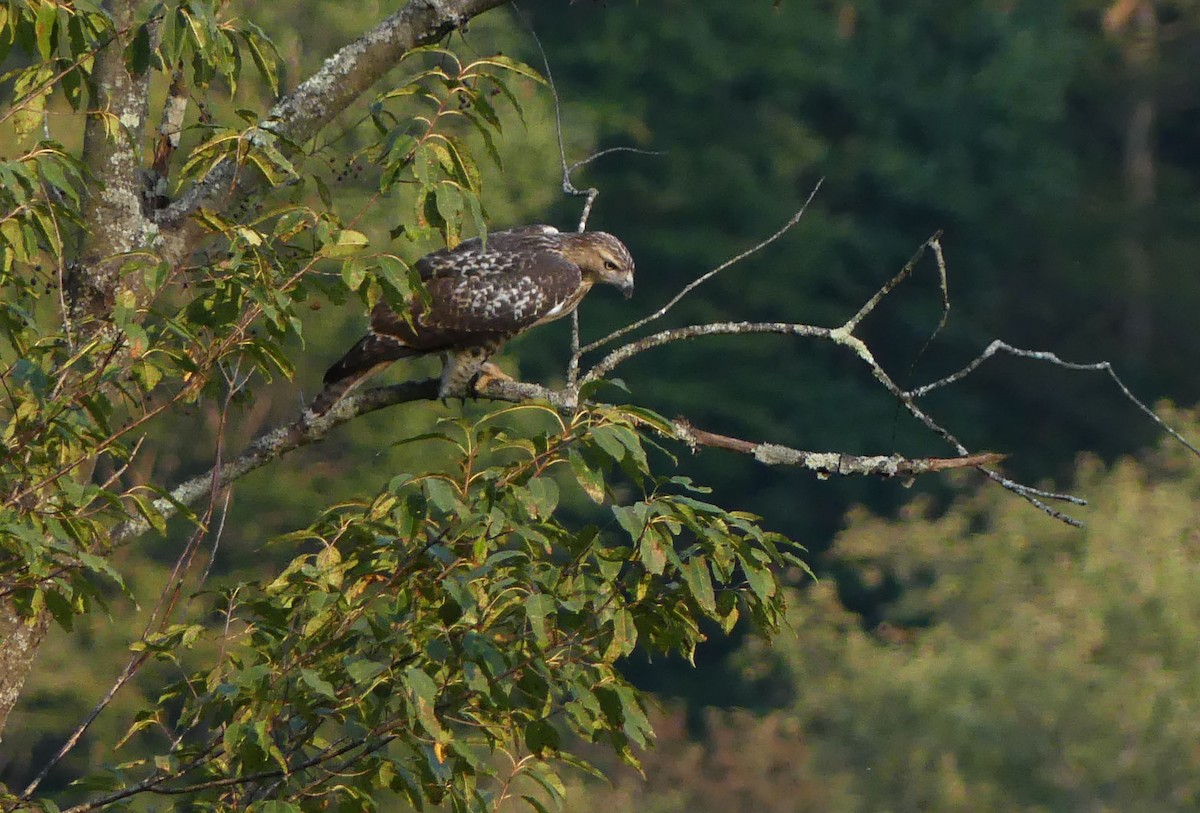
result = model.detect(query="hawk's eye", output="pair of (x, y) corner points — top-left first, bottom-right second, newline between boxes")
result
(603, 260), (619, 271)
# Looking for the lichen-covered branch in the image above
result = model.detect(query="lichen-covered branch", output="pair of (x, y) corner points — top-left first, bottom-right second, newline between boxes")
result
(583, 321), (833, 384)
(119, 373), (1002, 548)
(68, 0), (157, 323)
(156, 0), (511, 236)
(674, 421), (1005, 477)
(0, 604), (50, 747)
(576, 236), (1097, 527)
(110, 378), (442, 543)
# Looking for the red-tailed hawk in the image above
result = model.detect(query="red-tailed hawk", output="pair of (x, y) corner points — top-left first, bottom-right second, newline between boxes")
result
(312, 225), (635, 413)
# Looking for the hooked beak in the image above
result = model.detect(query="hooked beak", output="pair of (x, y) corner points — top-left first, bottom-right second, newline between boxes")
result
(619, 277), (634, 300)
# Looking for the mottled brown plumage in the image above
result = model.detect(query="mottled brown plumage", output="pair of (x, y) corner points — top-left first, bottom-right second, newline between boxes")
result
(311, 226), (634, 413)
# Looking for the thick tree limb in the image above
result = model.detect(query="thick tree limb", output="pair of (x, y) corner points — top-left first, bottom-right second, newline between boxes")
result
(156, 0), (511, 240)
(110, 379), (440, 543)
(117, 374), (1003, 547)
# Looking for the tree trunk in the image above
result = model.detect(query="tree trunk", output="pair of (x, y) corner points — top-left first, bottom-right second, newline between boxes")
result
(0, 0), (511, 748)
(1117, 1), (1158, 365)
(0, 602), (50, 746)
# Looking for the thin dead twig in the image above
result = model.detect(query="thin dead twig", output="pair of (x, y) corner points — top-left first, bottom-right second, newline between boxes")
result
(579, 237), (1091, 525)
(911, 339), (1200, 459)
(580, 180), (824, 357)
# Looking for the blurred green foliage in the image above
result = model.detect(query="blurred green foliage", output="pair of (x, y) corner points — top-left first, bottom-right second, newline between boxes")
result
(560, 407), (1200, 812)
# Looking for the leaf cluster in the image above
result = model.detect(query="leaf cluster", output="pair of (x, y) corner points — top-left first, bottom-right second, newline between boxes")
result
(0, 10), (543, 639)
(56, 404), (800, 811)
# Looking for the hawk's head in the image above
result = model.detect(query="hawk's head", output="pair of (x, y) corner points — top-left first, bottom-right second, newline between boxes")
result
(563, 231), (635, 299)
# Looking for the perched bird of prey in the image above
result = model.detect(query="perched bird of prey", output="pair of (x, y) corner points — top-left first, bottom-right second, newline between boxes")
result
(311, 225), (635, 414)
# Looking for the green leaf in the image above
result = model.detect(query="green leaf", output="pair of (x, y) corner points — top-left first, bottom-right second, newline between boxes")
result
(319, 229), (369, 258)
(525, 593), (554, 648)
(605, 607), (637, 661)
(78, 552), (126, 591)
(526, 476), (559, 519)
(341, 256), (368, 291)
(639, 530), (668, 576)
(405, 666), (438, 706)
(568, 447), (606, 504)
(239, 25), (280, 97)
(612, 502), (648, 543)
(423, 478), (460, 514)
(43, 588), (75, 631)
(590, 424), (628, 463)
(300, 668), (338, 700)
(35, 1), (56, 61)
(125, 22), (151, 74)
(405, 666), (448, 741)
(524, 719), (560, 755)
(471, 54), (547, 85)
(682, 556), (717, 614)
(739, 553), (777, 602)
(347, 659), (386, 684)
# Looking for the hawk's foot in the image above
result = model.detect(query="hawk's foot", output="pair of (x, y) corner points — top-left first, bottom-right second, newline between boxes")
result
(471, 361), (514, 395)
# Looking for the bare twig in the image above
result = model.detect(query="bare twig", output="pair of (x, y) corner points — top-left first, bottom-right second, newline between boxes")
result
(22, 372), (248, 797)
(515, 4), (594, 231)
(568, 309), (582, 388)
(19, 652), (148, 798)
(579, 181), (823, 356)
(578, 254), (1094, 526)
(516, 3), (661, 385)
(844, 231), (942, 334)
(568, 146), (663, 177)
(910, 339), (1200, 459)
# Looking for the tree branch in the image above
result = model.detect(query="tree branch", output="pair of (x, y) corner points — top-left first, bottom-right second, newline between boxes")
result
(674, 421), (1004, 477)
(115, 371), (997, 547)
(111, 378), (442, 543)
(156, 0), (510, 235)
(579, 183), (822, 356)
(576, 235), (1098, 527)
(911, 339), (1200, 459)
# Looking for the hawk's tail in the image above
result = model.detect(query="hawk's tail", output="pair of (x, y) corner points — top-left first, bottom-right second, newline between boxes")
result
(309, 333), (419, 416)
